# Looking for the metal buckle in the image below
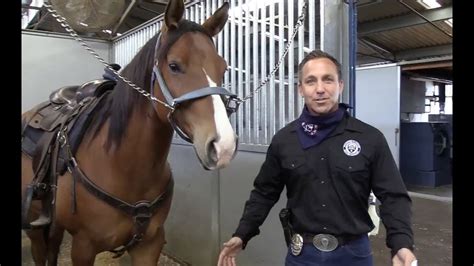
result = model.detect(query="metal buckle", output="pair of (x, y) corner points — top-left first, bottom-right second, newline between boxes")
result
(225, 95), (241, 116)
(290, 233), (303, 256)
(134, 202), (152, 217)
(312, 234), (338, 252)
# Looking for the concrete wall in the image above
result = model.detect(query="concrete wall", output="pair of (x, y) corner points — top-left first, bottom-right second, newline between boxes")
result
(165, 143), (288, 266)
(164, 144), (218, 266)
(21, 30), (110, 112)
(219, 149), (288, 266)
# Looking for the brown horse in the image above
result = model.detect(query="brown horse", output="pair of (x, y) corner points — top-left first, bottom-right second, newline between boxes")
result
(21, 0), (236, 265)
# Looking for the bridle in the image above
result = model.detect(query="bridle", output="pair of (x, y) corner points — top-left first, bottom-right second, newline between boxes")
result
(150, 32), (240, 143)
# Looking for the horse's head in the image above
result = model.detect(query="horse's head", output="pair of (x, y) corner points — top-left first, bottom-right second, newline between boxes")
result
(152, 0), (237, 170)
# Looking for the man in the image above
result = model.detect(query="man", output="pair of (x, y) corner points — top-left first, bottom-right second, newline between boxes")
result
(218, 50), (416, 266)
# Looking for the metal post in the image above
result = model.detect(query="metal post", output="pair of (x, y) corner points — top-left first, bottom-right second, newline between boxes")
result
(320, 0), (350, 109)
(347, 0), (357, 117)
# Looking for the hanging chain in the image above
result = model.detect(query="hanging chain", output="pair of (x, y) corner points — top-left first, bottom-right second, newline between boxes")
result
(238, 1), (307, 103)
(42, 2), (174, 110)
(41, 0), (307, 106)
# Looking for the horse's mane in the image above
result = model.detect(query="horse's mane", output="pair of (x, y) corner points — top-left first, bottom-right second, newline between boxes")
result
(87, 20), (212, 151)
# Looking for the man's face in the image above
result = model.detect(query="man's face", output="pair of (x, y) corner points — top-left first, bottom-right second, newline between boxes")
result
(298, 58), (344, 116)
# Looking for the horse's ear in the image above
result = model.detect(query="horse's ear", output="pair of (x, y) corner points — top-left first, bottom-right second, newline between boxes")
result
(202, 2), (229, 37)
(164, 0), (185, 30)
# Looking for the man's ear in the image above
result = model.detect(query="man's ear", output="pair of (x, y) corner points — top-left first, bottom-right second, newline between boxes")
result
(338, 80), (344, 93)
(298, 83), (304, 97)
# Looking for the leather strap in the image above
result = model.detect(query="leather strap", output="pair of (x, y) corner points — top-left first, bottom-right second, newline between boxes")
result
(21, 101), (50, 137)
(67, 157), (174, 256)
(70, 164), (173, 216)
(301, 233), (362, 246)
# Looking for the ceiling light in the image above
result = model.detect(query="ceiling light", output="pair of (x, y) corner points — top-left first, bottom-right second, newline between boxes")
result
(417, 0), (441, 9)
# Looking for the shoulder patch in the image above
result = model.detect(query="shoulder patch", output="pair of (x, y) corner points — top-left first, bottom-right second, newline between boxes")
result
(343, 139), (361, 156)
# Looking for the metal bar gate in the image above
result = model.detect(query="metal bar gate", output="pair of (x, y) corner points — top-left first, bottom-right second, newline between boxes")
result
(112, 0), (319, 146)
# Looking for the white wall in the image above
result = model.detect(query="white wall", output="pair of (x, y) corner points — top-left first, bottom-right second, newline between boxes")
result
(356, 64), (401, 166)
(21, 30), (111, 112)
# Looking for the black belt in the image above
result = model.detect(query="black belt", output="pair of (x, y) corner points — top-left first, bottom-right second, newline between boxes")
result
(301, 233), (362, 246)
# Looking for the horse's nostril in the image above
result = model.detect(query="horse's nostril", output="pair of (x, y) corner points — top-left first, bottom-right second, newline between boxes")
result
(206, 137), (218, 163)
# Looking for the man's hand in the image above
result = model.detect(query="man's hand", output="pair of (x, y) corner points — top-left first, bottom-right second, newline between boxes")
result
(217, 237), (243, 266)
(392, 248), (417, 266)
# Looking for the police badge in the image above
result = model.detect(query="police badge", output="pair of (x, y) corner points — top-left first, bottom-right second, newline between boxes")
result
(343, 139), (361, 156)
(290, 233), (303, 256)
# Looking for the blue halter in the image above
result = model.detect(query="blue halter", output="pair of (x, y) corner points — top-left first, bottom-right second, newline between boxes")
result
(150, 32), (240, 143)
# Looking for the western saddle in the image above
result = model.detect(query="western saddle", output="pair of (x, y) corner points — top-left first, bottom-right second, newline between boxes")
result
(21, 78), (116, 229)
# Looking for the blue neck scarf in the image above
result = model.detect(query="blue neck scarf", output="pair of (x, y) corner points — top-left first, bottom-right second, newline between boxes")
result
(296, 103), (349, 149)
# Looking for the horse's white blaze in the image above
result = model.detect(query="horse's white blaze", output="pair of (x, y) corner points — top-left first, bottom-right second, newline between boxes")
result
(211, 95), (236, 168)
(203, 69), (236, 168)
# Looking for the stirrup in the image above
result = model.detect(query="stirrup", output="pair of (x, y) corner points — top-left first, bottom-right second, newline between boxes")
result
(22, 185), (34, 229)
(29, 214), (51, 229)
(22, 184), (53, 229)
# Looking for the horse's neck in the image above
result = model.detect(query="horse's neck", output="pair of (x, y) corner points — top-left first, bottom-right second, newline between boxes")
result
(112, 107), (173, 172)
(78, 105), (173, 197)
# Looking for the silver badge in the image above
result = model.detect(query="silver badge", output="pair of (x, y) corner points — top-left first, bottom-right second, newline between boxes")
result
(290, 234), (303, 256)
(343, 139), (361, 156)
(312, 234), (338, 252)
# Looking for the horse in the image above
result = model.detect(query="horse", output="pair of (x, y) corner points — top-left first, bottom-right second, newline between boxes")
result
(21, 0), (237, 265)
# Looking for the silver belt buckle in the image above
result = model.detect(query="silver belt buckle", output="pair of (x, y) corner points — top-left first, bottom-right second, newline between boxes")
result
(312, 234), (338, 252)
(290, 233), (303, 256)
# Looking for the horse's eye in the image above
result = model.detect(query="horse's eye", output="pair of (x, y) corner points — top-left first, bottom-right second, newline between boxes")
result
(169, 63), (181, 73)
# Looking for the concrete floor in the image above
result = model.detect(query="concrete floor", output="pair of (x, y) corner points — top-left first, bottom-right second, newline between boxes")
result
(371, 194), (452, 265)
(407, 184), (452, 198)
(22, 188), (452, 265)
(21, 232), (185, 266)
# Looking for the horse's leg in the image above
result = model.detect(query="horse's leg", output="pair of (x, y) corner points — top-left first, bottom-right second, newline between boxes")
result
(129, 226), (166, 266)
(46, 226), (64, 266)
(70, 233), (97, 266)
(26, 229), (48, 266)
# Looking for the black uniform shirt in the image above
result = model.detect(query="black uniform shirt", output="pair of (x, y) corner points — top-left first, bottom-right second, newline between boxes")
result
(233, 111), (414, 255)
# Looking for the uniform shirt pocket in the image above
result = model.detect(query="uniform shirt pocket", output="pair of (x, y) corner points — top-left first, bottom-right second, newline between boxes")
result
(281, 157), (312, 184)
(281, 158), (305, 170)
(335, 161), (370, 182)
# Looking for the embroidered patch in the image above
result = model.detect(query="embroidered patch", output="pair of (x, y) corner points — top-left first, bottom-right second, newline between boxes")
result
(301, 122), (318, 136)
(343, 139), (361, 156)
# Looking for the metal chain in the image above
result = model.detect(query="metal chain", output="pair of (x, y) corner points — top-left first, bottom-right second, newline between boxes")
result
(238, 1), (307, 102)
(41, 0), (307, 107)
(42, 2), (174, 111)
